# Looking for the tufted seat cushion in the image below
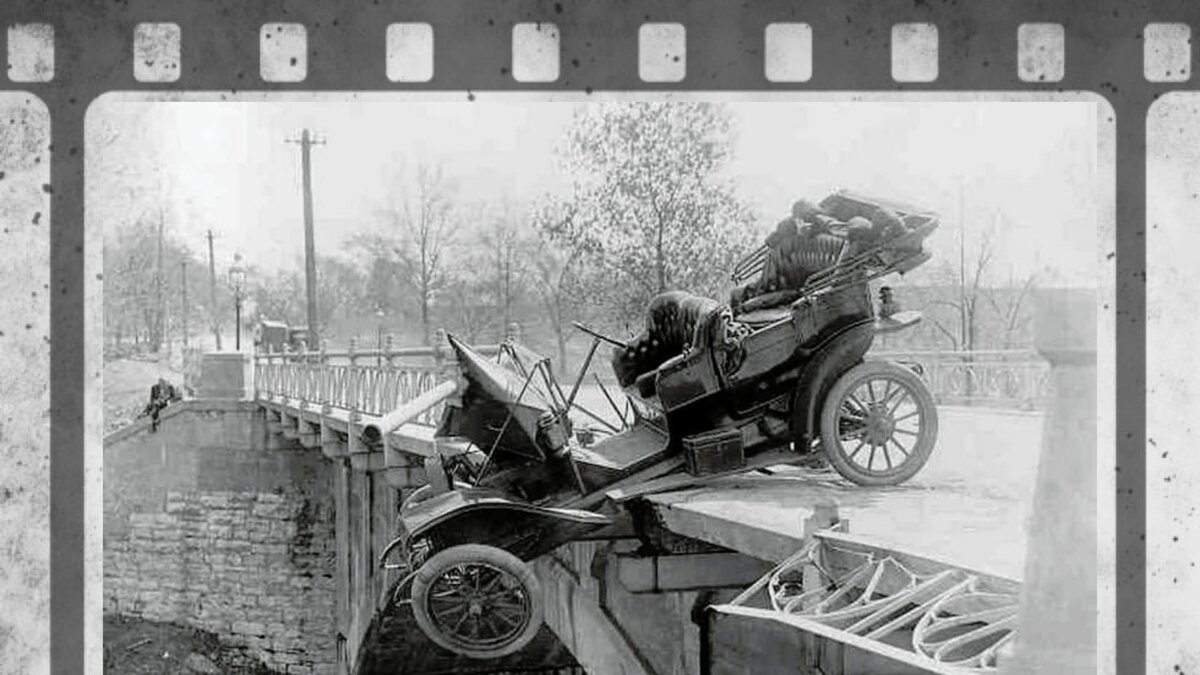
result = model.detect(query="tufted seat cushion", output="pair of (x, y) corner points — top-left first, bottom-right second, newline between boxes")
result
(731, 226), (850, 313)
(762, 231), (847, 291)
(611, 291), (721, 389)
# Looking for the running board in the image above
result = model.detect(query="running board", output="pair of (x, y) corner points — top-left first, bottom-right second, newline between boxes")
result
(559, 457), (686, 511)
(605, 449), (805, 503)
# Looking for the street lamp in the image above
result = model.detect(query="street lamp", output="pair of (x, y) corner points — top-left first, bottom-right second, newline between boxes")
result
(228, 253), (247, 351)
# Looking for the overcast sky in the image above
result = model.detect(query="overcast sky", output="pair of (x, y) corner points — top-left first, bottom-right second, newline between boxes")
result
(89, 94), (1101, 287)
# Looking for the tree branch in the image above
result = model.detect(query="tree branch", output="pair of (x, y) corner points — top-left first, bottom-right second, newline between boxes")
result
(928, 317), (960, 351)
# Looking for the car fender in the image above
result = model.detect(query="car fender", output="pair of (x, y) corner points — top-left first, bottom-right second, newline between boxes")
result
(396, 487), (613, 559)
(789, 320), (876, 448)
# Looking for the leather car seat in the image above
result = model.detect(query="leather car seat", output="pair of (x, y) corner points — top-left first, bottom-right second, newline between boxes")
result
(611, 291), (720, 389)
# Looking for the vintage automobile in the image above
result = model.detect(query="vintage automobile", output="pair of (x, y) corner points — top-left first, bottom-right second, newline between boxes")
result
(254, 319), (313, 354)
(380, 189), (941, 659)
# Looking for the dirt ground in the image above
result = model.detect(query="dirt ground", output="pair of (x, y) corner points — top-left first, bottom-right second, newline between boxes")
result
(103, 616), (279, 675)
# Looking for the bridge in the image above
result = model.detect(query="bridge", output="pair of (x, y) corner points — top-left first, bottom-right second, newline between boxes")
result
(103, 291), (1095, 675)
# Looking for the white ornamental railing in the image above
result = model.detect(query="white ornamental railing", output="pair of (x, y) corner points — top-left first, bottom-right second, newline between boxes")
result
(254, 333), (1050, 422)
(872, 349), (1050, 411)
(253, 331), (503, 427)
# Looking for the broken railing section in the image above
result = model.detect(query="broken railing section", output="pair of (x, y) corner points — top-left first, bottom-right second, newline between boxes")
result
(708, 525), (1021, 674)
(360, 380), (459, 445)
(253, 329), (503, 425)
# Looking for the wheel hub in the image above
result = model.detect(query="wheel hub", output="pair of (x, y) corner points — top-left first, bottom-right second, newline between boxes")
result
(864, 406), (895, 445)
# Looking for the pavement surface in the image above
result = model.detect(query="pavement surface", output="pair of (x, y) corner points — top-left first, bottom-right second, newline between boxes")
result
(448, 377), (1042, 581)
(644, 406), (1043, 581)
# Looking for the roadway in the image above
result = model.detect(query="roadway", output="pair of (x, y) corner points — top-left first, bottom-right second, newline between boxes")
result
(450, 377), (1041, 580)
(640, 405), (1043, 580)
(268, 360), (1042, 582)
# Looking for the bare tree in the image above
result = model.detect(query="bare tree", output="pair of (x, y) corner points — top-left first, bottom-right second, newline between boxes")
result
(344, 232), (397, 315)
(92, 104), (200, 357)
(315, 255), (365, 339)
(443, 261), (496, 343)
(381, 161), (457, 345)
(250, 270), (302, 326)
(928, 223), (995, 352)
(103, 212), (211, 355)
(529, 200), (602, 373)
(104, 221), (159, 350)
(984, 268), (1038, 350)
(926, 207), (1040, 353)
(482, 194), (526, 334)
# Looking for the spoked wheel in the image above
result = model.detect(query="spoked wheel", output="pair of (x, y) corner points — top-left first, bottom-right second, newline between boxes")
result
(410, 544), (543, 660)
(819, 360), (938, 486)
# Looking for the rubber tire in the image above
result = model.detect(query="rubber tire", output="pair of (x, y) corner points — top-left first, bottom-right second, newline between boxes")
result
(819, 360), (938, 486)
(410, 544), (543, 660)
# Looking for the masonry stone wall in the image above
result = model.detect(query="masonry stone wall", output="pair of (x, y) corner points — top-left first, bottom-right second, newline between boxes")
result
(537, 540), (743, 675)
(104, 402), (337, 674)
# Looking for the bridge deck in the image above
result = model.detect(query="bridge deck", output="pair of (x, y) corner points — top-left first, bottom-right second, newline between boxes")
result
(642, 406), (1042, 580)
(256, 389), (1042, 580)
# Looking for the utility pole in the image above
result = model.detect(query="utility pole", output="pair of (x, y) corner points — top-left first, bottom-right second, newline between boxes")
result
(957, 178), (966, 350)
(181, 259), (189, 346)
(207, 229), (222, 350)
(957, 178), (975, 399)
(286, 129), (325, 347)
(155, 206), (165, 352)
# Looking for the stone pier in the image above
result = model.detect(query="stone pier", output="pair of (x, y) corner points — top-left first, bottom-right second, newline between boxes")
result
(103, 401), (338, 674)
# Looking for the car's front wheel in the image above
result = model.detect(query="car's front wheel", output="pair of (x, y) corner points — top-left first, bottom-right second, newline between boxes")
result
(410, 544), (543, 659)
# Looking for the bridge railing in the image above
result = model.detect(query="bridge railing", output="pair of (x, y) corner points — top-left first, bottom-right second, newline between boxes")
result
(871, 349), (1051, 411)
(254, 334), (1051, 421)
(253, 332), (503, 426)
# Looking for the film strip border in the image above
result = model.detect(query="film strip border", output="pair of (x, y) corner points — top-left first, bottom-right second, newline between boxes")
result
(0, 1), (1180, 675)
(1, 19), (1197, 85)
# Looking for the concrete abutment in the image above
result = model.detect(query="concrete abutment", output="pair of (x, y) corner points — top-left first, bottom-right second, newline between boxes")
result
(104, 402), (347, 674)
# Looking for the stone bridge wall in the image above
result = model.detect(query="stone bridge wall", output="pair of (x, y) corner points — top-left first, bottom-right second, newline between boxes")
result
(536, 539), (746, 675)
(104, 401), (338, 674)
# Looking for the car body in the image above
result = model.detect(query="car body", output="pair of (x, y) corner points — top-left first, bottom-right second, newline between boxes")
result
(382, 190), (942, 659)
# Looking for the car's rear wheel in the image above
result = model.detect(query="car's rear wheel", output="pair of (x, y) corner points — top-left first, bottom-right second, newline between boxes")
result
(819, 360), (938, 486)
(410, 544), (543, 660)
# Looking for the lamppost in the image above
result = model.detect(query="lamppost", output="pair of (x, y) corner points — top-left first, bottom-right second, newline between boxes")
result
(228, 253), (247, 351)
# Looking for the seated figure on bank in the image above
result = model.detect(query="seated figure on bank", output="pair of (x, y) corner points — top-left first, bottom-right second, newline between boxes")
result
(142, 377), (180, 431)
